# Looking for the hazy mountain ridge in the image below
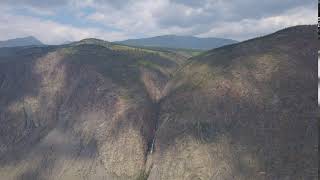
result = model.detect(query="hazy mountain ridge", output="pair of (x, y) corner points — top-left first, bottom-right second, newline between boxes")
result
(115, 35), (238, 50)
(0, 36), (44, 48)
(0, 25), (317, 180)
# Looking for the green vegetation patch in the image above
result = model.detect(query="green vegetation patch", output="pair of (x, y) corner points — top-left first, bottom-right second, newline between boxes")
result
(136, 59), (159, 69)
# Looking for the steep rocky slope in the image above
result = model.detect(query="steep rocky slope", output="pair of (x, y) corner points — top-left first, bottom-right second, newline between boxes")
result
(0, 41), (185, 180)
(148, 25), (318, 180)
(0, 25), (318, 180)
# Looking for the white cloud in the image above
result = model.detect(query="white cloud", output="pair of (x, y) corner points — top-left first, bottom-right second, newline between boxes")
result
(0, 14), (129, 44)
(198, 6), (316, 40)
(86, 0), (166, 35)
(84, 0), (316, 40)
(0, 0), (316, 42)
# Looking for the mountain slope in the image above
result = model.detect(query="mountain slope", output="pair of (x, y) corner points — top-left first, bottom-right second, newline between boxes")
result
(0, 36), (43, 48)
(148, 25), (318, 180)
(0, 40), (186, 180)
(115, 35), (237, 50)
(0, 25), (318, 180)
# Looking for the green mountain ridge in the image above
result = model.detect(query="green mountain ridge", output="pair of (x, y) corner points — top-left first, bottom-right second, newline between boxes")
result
(115, 34), (238, 50)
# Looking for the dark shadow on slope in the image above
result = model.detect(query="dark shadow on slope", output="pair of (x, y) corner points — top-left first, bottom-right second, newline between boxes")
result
(0, 47), (54, 162)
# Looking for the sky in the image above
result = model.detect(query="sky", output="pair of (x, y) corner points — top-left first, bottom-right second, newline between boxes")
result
(0, 0), (316, 44)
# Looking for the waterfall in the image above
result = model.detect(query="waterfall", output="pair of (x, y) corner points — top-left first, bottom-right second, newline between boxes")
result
(150, 137), (155, 154)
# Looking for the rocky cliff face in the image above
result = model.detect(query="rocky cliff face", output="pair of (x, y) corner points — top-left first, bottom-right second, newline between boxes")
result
(0, 25), (318, 180)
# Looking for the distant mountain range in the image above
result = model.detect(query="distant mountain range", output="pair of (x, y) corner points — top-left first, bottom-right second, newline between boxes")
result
(115, 35), (238, 50)
(0, 36), (43, 48)
(0, 35), (237, 50)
